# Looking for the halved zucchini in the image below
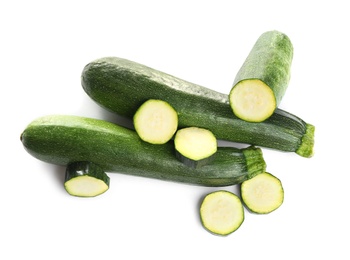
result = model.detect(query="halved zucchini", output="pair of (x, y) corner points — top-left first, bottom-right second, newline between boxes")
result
(133, 99), (178, 144)
(241, 172), (284, 214)
(174, 127), (217, 168)
(200, 190), (244, 236)
(229, 30), (293, 122)
(64, 161), (110, 197)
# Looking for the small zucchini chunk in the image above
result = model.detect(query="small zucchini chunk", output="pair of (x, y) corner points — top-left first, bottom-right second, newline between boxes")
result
(133, 99), (178, 144)
(241, 172), (284, 214)
(200, 190), (244, 236)
(174, 127), (217, 168)
(64, 161), (110, 197)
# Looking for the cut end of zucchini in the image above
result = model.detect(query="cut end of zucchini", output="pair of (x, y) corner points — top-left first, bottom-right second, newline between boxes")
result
(229, 79), (276, 122)
(200, 190), (244, 236)
(296, 123), (315, 158)
(64, 161), (110, 197)
(241, 172), (284, 214)
(134, 99), (178, 144)
(174, 127), (217, 168)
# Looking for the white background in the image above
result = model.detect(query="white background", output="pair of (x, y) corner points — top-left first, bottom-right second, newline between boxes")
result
(1, 0), (349, 259)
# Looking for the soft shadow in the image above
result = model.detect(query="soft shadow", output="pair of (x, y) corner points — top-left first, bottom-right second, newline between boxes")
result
(96, 105), (134, 130)
(50, 164), (66, 191)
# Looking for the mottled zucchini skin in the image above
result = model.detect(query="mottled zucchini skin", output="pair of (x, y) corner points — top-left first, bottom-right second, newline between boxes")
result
(21, 115), (266, 187)
(81, 57), (314, 157)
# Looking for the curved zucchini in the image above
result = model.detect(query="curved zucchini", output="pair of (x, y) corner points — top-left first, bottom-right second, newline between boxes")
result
(230, 30), (293, 122)
(81, 57), (314, 158)
(20, 115), (266, 187)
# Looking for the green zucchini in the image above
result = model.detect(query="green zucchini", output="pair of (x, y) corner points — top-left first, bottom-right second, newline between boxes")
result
(174, 127), (217, 168)
(81, 57), (314, 158)
(241, 172), (284, 214)
(200, 190), (244, 236)
(133, 99), (178, 144)
(229, 30), (293, 122)
(20, 115), (266, 187)
(64, 161), (110, 197)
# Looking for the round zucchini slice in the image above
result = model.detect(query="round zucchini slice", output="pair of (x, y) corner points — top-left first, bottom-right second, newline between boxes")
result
(241, 172), (284, 214)
(133, 99), (178, 144)
(229, 79), (276, 122)
(64, 161), (110, 197)
(200, 190), (244, 236)
(174, 127), (217, 168)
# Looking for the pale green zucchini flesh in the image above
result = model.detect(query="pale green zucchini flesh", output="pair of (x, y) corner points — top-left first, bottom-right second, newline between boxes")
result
(241, 172), (284, 214)
(134, 99), (178, 144)
(64, 161), (110, 197)
(229, 30), (294, 122)
(174, 127), (217, 168)
(200, 190), (244, 236)
(230, 79), (276, 122)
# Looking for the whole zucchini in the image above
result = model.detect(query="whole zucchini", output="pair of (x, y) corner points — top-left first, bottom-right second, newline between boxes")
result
(81, 57), (314, 158)
(20, 115), (266, 187)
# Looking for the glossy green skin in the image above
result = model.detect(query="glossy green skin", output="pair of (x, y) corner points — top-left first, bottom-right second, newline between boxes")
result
(65, 161), (110, 186)
(231, 30), (294, 106)
(175, 151), (215, 169)
(81, 57), (314, 157)
(21, 115), (266, 187)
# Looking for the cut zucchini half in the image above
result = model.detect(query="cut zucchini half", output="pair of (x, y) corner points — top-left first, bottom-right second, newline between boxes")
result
(174, 127), (217, 168)
(64, 161), (110, 197)
(229, 30), (293, 122)
(200, 190), (244, 236)
(133, 99), (178, 144)
(229, 79), (276, 122)
(241, 172), (284, 214)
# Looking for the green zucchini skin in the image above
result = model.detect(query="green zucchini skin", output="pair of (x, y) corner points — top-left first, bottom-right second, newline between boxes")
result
(175, 152), (215, 169)
(65, 161), (110, 187)
(81, 57), (314, 157)
(20, 115), (266, 187)
(231, 30), (294, 109)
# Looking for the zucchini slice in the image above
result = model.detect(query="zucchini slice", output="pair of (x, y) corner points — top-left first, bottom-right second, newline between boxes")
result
(134, 99), (178, 144)
(200, 190), (244, 236)
(241, 172), (284, 214)
(229, 30), (293, 122)
(174, 127), (217, 168)
(64, 161), (110, 197)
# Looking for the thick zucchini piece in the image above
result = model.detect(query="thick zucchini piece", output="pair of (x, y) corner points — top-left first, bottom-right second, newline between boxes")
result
(230, 30), (293, 122)
(241, 172), (284, 214)
(174, 127), (217, 168)
(20, 115), (266, 187)
(81, 57), (314, 158)
(200, 190), (244, 236)
(64, 161), (110, 197)
(134, 99), (178, 144)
